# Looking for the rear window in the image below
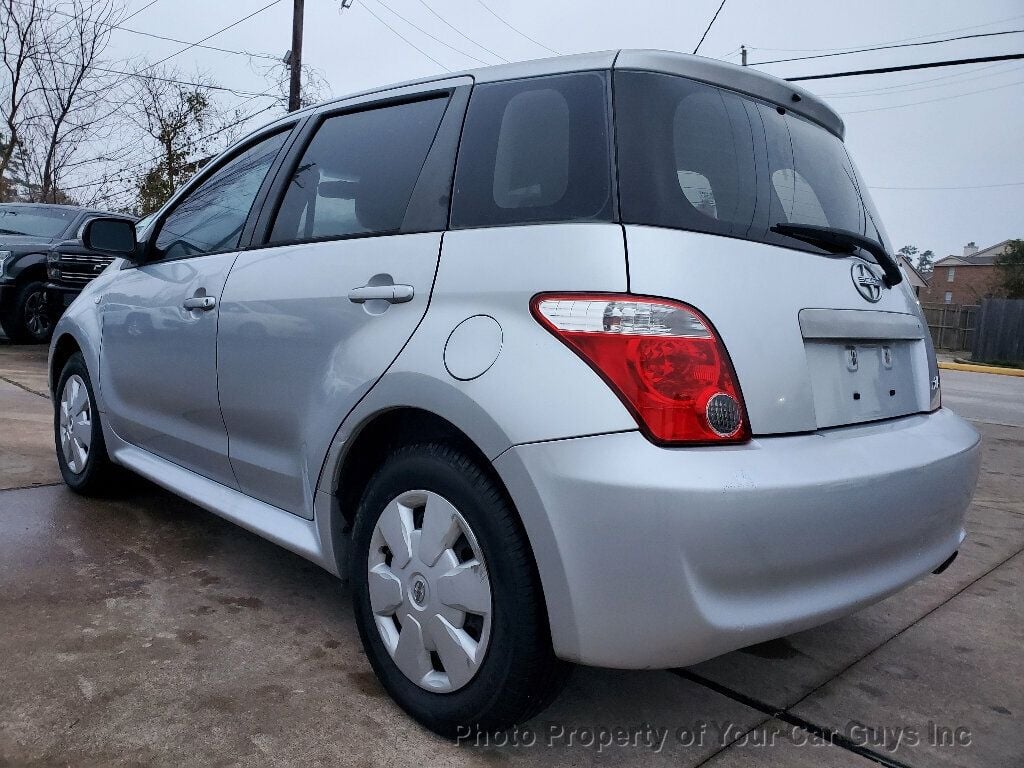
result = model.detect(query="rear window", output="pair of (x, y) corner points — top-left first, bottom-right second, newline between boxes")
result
(615, 71), (890, 252)
(0, 206), (76, 238)
(451, 73), (613, 228)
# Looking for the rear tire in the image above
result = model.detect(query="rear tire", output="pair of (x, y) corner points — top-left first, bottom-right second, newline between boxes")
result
(351, 442), (568, 738)
(54, 352), (116, 494)
(0, 279), (54, 344)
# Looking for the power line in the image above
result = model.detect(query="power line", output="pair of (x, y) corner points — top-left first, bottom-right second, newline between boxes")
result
(476, 0), (560, 56)
(370, 0), (489, 65)
(358, 1), (450, 70)
(817, 61), (1017, 97)
(79, 0), (288, 140)
(146, 0), (285, 71)
(29, 54), (277, 98)
(840, 77), (1024, 114)
(744, 12), (1024, 54)
(121, 0), (162, 23)
(358, 2), (450, 70)
(869, 181), (1024, 191)
(110, 26), (279, 63)
(411, 0), (508, 63)
(693, 0), (727, 55)
(750, 28), (1024, 67)
(8, 0), (279, 62)
(786, 53), (1024, 81)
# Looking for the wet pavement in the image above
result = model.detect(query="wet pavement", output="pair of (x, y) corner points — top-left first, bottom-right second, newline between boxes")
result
(1, 341), (1022, 767)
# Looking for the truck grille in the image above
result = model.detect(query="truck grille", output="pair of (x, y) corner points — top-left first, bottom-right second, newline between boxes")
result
(56, 253), (115, 286)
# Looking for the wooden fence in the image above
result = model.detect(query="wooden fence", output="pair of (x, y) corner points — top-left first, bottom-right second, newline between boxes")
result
(921, 303), (978, 352)
(972, 298), (1024, 364)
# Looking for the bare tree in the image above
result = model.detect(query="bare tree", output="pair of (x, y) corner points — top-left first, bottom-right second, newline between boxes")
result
(2, 0), (124, 202)
(0, 0), (50, 198)
(26, 0), (118, 202)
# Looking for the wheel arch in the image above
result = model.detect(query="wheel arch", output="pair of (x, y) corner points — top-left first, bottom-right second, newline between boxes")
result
(326, 402), (563, 656)
(8, 252), (47, 281)
(50, 333), (83, 396)
(333, 407), (495, 529)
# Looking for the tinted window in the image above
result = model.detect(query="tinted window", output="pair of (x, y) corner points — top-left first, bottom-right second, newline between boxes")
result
(616, 72), (756, 238)
(451, 73), (613, 228)
(758, 104), (866, 235)
(154, 131), (287, 259)
(615, 71), (889, 253)
(270, 97), (448, 243)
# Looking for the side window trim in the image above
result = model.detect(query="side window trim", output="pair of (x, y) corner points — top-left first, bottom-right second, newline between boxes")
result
(251, 83), (469, 248)
(403, 84), (471, 233)
(237, 116), (311, 250)
(142, 122), (298, 264)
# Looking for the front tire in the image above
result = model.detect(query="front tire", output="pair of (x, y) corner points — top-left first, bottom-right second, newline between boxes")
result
(1, 279), (54, 344)
(351, 443), (567, 738)
(54, 352), (115, 494)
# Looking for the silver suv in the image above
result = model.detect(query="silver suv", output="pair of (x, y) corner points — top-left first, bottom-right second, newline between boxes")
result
(50, 50), (981, 737)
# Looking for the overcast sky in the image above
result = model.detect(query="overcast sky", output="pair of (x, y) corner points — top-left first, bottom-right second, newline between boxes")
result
(102, 0), (1023, 258)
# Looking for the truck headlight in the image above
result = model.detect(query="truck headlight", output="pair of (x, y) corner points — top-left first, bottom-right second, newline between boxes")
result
(0, 250), (11, 278)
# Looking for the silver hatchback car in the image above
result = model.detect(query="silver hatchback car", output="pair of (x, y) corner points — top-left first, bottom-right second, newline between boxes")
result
(50, 50), (980, 736)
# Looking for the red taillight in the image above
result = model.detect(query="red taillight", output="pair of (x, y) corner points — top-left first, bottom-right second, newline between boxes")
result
(532, 294), (750, 445)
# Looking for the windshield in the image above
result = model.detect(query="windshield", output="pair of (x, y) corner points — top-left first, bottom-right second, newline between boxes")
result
(0, 205), (76, 238)
(614, 71), (890, 255)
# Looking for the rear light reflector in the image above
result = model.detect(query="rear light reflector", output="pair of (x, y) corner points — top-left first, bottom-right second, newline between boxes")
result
(532, 294), (750, 445)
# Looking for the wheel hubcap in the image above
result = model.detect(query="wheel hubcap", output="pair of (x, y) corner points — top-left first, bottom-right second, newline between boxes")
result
(24, 290), (51, 338)
(368, 490), (492, 693)
(59, 374), (92, 474)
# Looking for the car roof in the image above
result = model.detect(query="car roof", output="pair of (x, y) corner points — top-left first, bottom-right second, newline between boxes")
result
(259, 49), (844, 140)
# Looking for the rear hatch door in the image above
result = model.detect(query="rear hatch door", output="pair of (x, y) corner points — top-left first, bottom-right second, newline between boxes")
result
(615, 68), (936, 435)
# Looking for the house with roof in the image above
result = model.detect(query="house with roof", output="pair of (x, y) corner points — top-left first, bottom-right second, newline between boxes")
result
(919, 240), (1013, 305)
(897, 254), (929, 298)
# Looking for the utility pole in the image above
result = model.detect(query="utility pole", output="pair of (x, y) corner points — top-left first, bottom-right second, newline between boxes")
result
(740, 45), (747, 66)
(288, 0), (304, 112)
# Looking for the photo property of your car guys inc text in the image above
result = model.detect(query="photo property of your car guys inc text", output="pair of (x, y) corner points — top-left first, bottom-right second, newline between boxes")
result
(1, 0), (1022, 766)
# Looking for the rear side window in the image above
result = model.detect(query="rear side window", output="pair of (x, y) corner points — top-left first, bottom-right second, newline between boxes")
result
(451, 73), (613, 228)
(270, 97), (448, 243)
(616, 71), (756, 238)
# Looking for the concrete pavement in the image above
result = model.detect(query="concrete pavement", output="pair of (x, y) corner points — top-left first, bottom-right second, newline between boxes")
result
(0, 345), (58, 491)
(1, 341), (1021, 766)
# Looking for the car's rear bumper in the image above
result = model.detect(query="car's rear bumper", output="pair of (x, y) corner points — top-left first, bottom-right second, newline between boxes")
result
(494, 408), (980, 668)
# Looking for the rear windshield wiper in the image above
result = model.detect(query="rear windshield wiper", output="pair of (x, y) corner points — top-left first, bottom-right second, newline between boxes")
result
(771, 223), (903, 288)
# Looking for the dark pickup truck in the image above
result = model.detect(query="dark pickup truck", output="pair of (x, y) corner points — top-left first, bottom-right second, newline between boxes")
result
(0, 203), (134, 343)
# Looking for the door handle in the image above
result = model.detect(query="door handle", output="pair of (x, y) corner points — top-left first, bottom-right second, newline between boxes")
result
(347, 284), (414, 304)
(183, 296), (216, 311)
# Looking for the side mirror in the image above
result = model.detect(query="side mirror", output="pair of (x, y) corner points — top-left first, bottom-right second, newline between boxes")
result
(82, 217), (139, 261)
